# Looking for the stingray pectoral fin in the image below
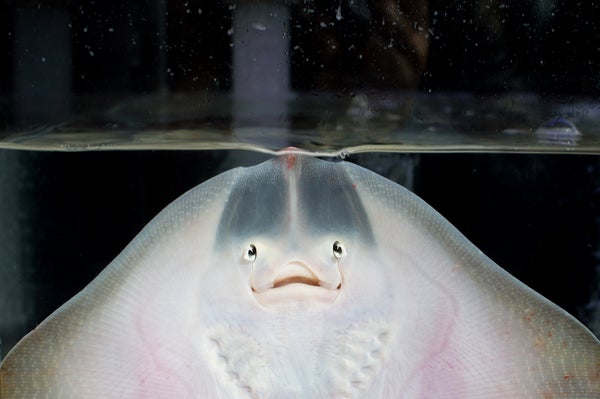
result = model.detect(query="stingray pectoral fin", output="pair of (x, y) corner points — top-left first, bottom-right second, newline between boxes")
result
(401, 270), (600, 397)
(342, 160), (600, 397)
(0, 167), (244, 398)
(0, 360), (4, 399)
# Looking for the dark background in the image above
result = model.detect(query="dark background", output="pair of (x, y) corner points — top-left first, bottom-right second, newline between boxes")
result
(0, 1), (598, 100)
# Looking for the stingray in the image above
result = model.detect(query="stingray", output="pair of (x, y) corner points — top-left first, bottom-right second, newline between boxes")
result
(1, 152), (599, 398)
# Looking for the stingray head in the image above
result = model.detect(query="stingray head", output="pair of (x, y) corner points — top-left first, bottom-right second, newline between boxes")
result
(216, 152), (374, 309)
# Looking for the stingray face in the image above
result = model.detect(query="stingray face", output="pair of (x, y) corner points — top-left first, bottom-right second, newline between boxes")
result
(241, 234), (345, 307)
(216, 154), (373, 308)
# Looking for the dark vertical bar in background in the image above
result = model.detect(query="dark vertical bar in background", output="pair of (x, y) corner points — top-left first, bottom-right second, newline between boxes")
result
(14, 7), (72, 124)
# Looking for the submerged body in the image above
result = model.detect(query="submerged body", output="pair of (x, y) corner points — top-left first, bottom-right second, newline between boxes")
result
(1, 152), (599, 398)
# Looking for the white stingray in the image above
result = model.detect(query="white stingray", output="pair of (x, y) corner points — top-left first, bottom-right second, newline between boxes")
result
(1, 152), (599, 398)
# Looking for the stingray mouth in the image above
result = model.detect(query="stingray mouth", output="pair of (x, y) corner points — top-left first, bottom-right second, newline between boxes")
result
(269, 261), (340, 290)
(273, 275), (321, 288)
(251, 262), (342, 307)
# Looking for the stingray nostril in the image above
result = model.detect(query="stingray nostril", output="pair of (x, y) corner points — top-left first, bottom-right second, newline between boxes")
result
(333, 241), (346, 259)
(244, 244), (257, 262)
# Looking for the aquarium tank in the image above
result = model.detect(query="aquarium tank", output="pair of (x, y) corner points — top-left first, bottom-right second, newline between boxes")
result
(0, 0), (599, 369)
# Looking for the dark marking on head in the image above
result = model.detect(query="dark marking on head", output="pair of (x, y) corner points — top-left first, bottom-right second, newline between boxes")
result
(215, 161), (287, 245)
(297, 159), (374, 242)
(215, 156), (374, 248)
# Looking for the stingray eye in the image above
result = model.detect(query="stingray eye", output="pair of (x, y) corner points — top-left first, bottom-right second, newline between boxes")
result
(244, 244), (257, 262)
(333, 241), (346, 259)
